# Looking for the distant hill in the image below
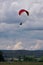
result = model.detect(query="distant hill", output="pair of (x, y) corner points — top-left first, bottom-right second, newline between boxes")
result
(1, 50), (43, 58)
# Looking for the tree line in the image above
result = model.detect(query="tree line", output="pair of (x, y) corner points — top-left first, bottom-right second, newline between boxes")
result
(0, 50), (43, 62)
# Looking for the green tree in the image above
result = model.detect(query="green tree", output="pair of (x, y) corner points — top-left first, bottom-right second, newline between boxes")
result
(18, 56), (21, 61)
(39, 56), (43, 62)
(23, 55), (37, 62)
(0, 51), (4, 62)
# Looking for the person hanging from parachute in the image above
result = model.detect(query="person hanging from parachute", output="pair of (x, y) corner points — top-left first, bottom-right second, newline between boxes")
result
(18, 9), (29, 25)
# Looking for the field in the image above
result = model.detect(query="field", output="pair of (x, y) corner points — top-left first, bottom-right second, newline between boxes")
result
(0, 62), (43, 65)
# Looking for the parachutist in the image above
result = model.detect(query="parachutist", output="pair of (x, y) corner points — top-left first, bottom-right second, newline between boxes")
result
(20, 22), (22, 25)
(18, 9), (29, 26)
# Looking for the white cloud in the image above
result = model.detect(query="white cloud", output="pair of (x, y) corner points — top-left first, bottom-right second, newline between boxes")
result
(28, 40), (43, 50)
(6, 41), (24, 50)
(0, 38), (24, 50)
(0, 38), (43, 50)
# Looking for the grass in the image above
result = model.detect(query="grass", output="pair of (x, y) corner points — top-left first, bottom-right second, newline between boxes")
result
(0, 62), (43, 65)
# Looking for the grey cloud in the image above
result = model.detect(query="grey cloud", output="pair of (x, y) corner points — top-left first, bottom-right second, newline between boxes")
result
(0, 38), (43, 50)
(0, 0), (43, 50)
(0, 0), (20, 23)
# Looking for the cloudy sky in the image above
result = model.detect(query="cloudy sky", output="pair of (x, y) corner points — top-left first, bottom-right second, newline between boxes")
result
(0, 0), (43, 50)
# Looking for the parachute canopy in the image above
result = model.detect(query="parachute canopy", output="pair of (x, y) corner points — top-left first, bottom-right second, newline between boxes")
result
(19, 9), (29, 16)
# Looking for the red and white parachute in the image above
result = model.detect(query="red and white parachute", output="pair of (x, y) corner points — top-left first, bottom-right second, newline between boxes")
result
(18, 9), (29, 16)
